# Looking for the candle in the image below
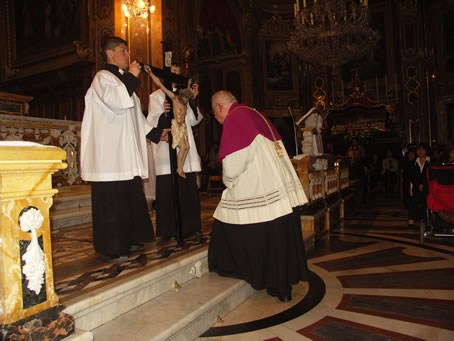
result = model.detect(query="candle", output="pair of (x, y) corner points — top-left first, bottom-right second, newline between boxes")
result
(365, 0), (368, 7)
(296, 0), (299, 12)
(385, 74), (388, 101)
(376, 76), (379, 101)
(332, 81), (335, 104)
(341, 80), (345, 103)
(310, 12), (314, 25)
(394, 73), (398, 99)
(303, 0), (306, 8)
(294, 3), (297, 17)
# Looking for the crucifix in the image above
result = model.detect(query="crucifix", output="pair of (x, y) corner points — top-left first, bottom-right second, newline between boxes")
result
(140, 41), (189, 247)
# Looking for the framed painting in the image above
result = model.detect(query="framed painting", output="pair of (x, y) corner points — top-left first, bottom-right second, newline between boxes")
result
(6, 0), (88, 67)
(265, 40), (293, 91)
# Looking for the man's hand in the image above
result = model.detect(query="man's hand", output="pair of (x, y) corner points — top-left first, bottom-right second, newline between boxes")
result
(129, 60), (141, 78)
(190, 83), (199, 99)
(160, 128), (171, 142)
(163, 100), (171, 114)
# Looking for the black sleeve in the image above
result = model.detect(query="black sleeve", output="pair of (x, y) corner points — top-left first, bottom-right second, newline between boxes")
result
(146, 128), (162, 143)
(189, 99), (198, 120)
(146, 113), (171, 143)
(123, 73), (140, 96)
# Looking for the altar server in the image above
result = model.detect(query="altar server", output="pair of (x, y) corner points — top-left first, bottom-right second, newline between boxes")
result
(81, 37), (155, 260)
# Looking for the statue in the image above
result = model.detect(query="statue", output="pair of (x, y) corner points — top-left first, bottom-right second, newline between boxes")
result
(144, 65), (194, 178)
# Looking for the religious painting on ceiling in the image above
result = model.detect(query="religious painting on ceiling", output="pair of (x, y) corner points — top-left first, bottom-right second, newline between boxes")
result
(10, 0), (84, 64)
(265, 40), (293, 91)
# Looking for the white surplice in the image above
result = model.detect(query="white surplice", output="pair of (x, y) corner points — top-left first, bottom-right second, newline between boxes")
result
(81, 70), (154, 182)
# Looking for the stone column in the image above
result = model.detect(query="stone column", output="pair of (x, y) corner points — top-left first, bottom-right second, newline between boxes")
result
(0, 142), (74, 339)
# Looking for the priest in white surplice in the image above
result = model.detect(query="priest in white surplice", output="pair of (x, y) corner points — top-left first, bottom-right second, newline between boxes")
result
(81, 37), (155, 260)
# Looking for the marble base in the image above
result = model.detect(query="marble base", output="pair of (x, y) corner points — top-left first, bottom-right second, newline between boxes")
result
(50, 206), (92, 229)
(301, 207), (329, 242)
(91, 273), (255, 341)
(63, 248), (210, 331)
(63, 329), (93, 341)
(327, 199), (342, 230)
(0, 305), (74, 341)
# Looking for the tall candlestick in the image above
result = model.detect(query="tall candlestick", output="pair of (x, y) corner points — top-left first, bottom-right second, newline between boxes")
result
(296, 0), (299, 12)
(294, 3), (297, 17)
(365, 0), (368, 7)
(303, 0), (306, 8)
(310, 13), (314, 25)
(394, 73), (398, 99)
(341, 79), (345, 103)
(332, 81), (335, 104)
(385, 74), (388, 101)
(376, 76), (379, 101)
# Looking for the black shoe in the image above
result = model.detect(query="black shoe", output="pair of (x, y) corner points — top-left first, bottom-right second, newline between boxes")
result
(128, 243), (145, 253)
(266, 288), (292, 302)
(157, 237), (174, 246)
(100, 254), (129, 262)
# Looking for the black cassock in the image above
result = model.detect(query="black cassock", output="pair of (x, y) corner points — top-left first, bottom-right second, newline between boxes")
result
(147, 111), (202, 238)
(91, 177), (155, 257)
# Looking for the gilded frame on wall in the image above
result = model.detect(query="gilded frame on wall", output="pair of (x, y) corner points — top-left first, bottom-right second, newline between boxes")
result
(260, 16), (299, 109)
(4, 0), (89, 68)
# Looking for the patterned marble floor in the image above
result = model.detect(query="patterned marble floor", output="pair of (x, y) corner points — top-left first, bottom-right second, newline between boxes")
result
(51, 193), (219, 301)
(198, 195), (454, 341)
(52, 193), (454, 340)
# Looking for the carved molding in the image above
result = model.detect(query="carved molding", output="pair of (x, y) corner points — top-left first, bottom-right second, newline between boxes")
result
(0, 113), (82, 186)
(260, 16), (293, 37)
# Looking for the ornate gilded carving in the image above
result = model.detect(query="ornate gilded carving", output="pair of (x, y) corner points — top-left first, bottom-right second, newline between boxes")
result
(313, 76), (327, 110)
(260, 16), (293, 37)
(97, 0), (113, 19)
(0, 114), (81, 186)
(73, 41), (90, 60)
(405, 64), (421, 106)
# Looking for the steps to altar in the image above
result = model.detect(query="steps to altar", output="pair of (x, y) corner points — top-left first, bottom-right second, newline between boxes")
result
(62, 247), (255, 341)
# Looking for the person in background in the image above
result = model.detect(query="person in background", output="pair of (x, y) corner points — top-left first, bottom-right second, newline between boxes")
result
(408, 143), (430, 228)
(348, 148), (368, 207)
(368, 152), (382, 200)
(381, 150), (399, 196)
(400, 148), (416, 209)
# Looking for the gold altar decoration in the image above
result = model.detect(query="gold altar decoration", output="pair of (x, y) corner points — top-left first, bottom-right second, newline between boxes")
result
(288, 0), (379, 66)
(122, 0), (156, 19)
(0, 143), (66, 324)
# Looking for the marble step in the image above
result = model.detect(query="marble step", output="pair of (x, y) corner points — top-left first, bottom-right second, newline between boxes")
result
(50, 206), (92, 229)
(63, 248), (255, 341)
(52, 185), (92, 212)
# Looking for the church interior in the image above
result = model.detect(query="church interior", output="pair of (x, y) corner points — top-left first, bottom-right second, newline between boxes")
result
(1, 0), (454, 340)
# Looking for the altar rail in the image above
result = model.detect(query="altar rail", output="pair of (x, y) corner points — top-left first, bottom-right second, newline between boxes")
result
(292, 155), (350, 247)
(0, 113), (81, 187)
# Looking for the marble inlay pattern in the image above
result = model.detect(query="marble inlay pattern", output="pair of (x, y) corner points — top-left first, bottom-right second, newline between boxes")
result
(297, 316), (425, 341)
(55, 235), (209, 299)
(338, 268), (454, 289)
(337, 294), (454, 331)
(51, 194), (454, 340)
(314, 246), (445, 272)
